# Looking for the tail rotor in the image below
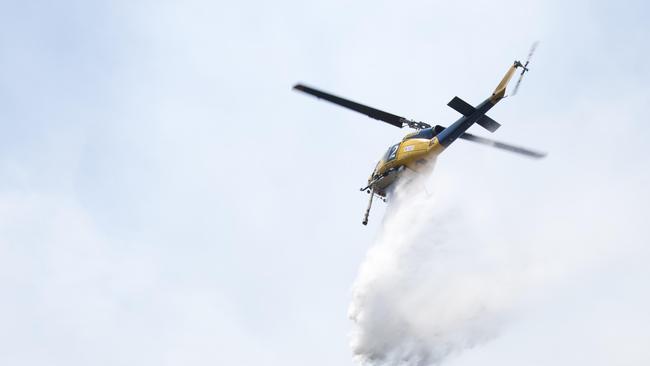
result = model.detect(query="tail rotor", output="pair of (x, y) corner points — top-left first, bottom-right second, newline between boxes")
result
(511, 41), (538, 96)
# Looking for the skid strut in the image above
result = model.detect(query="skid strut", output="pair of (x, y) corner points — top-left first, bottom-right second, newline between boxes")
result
(362, 187), (375, 225)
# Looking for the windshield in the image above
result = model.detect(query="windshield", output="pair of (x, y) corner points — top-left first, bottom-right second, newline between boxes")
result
(383, 143), (400, 162)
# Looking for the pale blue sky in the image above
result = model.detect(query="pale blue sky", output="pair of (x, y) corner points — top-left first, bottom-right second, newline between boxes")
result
(0, 0), (649, 365)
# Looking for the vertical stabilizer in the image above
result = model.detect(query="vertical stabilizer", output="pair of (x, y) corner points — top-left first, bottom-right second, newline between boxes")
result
(490, 63), (519, 103)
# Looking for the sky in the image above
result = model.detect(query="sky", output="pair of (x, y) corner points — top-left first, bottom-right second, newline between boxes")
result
(0, 0), (649, 365)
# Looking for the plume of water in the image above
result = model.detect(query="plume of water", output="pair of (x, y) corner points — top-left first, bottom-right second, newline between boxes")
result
(349, 175), (524, 366)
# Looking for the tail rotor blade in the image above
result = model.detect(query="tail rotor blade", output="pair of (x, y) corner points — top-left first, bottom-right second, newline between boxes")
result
(511, 41), (539, 96)
(524, 41), (539, 67)
(511, 74), (524, 96)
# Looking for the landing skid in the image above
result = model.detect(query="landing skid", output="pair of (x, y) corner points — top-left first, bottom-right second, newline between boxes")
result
(359, 168), (400, 225)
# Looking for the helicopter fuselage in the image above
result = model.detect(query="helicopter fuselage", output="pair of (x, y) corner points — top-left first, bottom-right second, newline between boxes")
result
(367, 137), (442, 197)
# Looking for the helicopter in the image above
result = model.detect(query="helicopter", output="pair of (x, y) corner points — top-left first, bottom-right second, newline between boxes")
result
(294, 45), (544, 225)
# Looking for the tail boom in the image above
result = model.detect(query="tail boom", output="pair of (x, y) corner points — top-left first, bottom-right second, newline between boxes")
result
(436, 60), (528, 148)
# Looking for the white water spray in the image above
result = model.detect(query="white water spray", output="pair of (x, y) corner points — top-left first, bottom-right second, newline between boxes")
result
(349, 175), (525, 366)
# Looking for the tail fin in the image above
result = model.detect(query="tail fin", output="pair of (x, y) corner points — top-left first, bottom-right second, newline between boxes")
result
(489, 63), (519, 103)
(476, 115), (500, 132)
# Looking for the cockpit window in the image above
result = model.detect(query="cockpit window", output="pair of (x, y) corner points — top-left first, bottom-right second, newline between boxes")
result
(384, 143), (400, 162)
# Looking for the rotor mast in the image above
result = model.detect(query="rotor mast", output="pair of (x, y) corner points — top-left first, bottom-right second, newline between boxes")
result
(400, 118), (430, 130)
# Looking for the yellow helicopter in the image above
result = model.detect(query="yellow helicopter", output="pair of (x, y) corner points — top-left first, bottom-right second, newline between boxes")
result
(294, 45), (545, 225)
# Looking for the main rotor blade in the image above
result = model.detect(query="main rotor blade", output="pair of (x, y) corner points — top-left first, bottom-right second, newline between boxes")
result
(293, 84), (405, 128)
(459, 132), (546, 158)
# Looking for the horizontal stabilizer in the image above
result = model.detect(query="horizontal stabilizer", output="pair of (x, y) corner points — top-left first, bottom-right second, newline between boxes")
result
(448, 96), (501, 133)
(447, 96), (475, 116)
(476, 115), (501, 132)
